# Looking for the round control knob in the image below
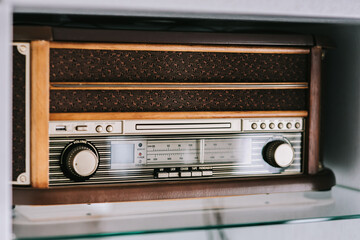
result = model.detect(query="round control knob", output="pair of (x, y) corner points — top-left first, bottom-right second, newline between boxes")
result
(60, 141), (99, 181)
(262, 140), (294, 168)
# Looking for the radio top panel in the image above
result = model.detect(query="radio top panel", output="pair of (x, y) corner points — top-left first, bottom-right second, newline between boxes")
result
(49, 118), (304, 136)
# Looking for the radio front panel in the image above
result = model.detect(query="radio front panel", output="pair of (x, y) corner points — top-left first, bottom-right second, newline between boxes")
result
(49, 132), (303, 186)
(48, 118), (304, 187)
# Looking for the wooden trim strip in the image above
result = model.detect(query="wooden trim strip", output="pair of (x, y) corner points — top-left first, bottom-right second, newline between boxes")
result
(30, 40), (50, 188)
(50, 111), (308, 121)
(50, 82), (309, 91)
(49, 42), (310, 54)
(307, 46), (322, 175)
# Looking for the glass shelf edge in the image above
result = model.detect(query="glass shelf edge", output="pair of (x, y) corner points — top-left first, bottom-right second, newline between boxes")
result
(13, 185), (360, 240)
(16, 214), (360, 240)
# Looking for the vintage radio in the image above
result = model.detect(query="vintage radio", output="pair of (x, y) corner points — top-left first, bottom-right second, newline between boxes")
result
(12, 29), (335, 205)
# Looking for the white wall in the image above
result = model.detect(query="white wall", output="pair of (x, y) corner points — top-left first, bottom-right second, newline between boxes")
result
(0, 1), (13, 240)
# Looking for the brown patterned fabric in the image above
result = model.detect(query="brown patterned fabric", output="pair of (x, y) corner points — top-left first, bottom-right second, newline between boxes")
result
(12, 46), (26, 181)
(50, 89), (307, 113)
(50, 49), (309, 83)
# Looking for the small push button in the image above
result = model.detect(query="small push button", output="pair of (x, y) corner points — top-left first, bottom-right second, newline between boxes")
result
(76, 125), (88, 131)
(95, 125), (103, 133)
(106, 125), (113, 132)
(169, 172), (180, 178)
(191, 171), (202, 177)
(157, 172), (169, 178)
(180, 171), (191, 177)
(154, 168), (169, 178)
(202, 170), (213, 176)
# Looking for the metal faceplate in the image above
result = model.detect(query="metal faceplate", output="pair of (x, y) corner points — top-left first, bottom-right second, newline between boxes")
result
(48, 118), (304, 187)
(49, 118), (303, 136)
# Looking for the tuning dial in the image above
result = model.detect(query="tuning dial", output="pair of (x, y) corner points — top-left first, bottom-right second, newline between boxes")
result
(60, 140), (99, 181)
(262, 140), (294, 168)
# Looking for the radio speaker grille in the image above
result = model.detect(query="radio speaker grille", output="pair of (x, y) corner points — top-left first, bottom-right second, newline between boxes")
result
(12, 46), (26, 182)
(50, 49), (309, 83)
(50, 89), (307, 113)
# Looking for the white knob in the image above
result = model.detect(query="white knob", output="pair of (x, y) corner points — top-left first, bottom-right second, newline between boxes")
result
(263, 140), (294, 168)
(72, 150), (98, 177)
(273, 143), (294, 167)
(61, 141), (100, 181)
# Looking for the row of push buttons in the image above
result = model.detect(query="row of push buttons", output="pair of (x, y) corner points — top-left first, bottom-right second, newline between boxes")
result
(154, 167), (213, 179)
(251, 122), (301, 130)
(95, 125), (114, 133)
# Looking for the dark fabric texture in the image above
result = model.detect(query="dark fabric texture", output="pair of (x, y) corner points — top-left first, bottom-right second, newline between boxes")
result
(50, 89), (307, 113)
(50, 49), (309, 83)
(12, 46), (26, 181)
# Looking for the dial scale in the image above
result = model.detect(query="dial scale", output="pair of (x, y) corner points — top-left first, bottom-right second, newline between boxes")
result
(113, 138), (253, 166)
